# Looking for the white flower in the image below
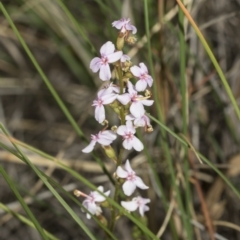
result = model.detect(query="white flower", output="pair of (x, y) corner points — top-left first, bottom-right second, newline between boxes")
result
(116, 160), (148, 196)
(92, 88), (118, 123)
(117, 81), (153, 118)
(121, 196), (150, 216)
(126, 114), (151, 129)
(117, 121), (143, 151)
(81, 186), (110, 219)
(90, 41), (122, 81)
(112, 18), (137, 34)
(82, 130), (117, 153)
(130, 63), (153, 92)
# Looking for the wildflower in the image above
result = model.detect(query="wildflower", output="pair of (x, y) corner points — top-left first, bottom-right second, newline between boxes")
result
(117, 81), (154, 118)
(90, 41), (122, 81)
(112, 18), (137, 34)
(121, 196), (150, 216)
(92, 88), (118, 123)
(116, 159), (148, 196)
(117, 120), (143, 151)
(82, 130), (117, 153)
(75, 186), (110, 219)
(130, 63), (153, 92)
(126, 113), (151, 129)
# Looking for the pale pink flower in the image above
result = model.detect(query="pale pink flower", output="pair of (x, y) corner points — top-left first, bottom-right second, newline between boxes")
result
(116, 160), (148, 196)
(80, 186), (110, 219)
(121, 196), (150, 216)
(126, 114), (151, 128)
(90, 41), (122, 81)
(117, 120), (143, 151)
(82, 130), (117, 153)
(130, 63), (153, 91)
(117, 81), (154, 118)
(92, 88), (118, 123)
(112, 18), (137, 34)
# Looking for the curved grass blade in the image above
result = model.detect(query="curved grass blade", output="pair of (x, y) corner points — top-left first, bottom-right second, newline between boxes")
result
(0, 165), (48, 239)
(0, 202), (59, 240)
(147, 114), (240, 200)
(176, 0), (240, 121)
(0, 125), (97, 240)
(0, 2), (113, 184)
(0, 134), (159, 239)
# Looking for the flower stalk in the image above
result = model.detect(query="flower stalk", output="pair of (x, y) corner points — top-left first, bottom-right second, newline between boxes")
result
(76, 17), (154, 234)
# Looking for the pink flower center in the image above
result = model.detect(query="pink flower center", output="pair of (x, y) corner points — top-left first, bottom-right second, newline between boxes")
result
(101, 56), (108, 65)
(91, 134), (99, 141)
(97, 98), (103, 106)
(124, 132), (133, 140)
(140, 73), (147, 80)
(127, 172), (136, 181)
(130, 94), (138, 102)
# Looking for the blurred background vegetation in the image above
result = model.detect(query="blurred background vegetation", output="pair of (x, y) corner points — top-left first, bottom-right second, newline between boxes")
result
(1, 0), (240, 239)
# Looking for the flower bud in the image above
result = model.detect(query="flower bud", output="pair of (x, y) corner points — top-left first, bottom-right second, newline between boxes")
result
(124, 71), (134, 78)
(102, 145), (117, 161)
(97, 214), (108, 226)
(100, 199), (111, 208)
(116, 36), (125, 50)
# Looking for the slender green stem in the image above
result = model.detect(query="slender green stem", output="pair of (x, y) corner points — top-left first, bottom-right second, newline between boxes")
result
(178, 1), (193, 238)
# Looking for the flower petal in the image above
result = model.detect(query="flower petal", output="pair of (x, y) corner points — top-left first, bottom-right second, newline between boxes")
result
(95, 105), (105, 123)
(90, 57), (101, 72)
(117, 93), (131, 105)
(132, 136), (144, 151)
(135, 176), (149, 190)
(117, 125), (127, 135)
(108, 51), (123, 63)
(122, 180), (136, 196)
(139, 205), (149, 216)
(121, 200), (138, 212)
(123, 139), (133, 150)
(82, 140), (96, 153)
(100, 41), (115, 56)
(139, 63), (148, 73)
(102, 93), (117, 104)
(141, 99), (154, 106)
(116, 166), (128, 178)
(99, 64), (111, 81)
(98, 131), (116, 145)
(130, 102), (145, 118)
(125, 159), (133, 173)
(135, 80), (147, 92)
(130, 65), (141, 77)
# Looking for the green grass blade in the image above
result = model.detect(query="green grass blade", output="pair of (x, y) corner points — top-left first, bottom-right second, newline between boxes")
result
(176, 0), (240, 121)
(147, 114), (240, 200)
(0, 165), (48, 239)
(0, 202), (59, 240)
(0, 2), (113, 183)
(55, 0), (96, 54)
(178, 1), (192, 238)
(0, 125), (97, 240)
(0, 128), (158, 239)
(143, 0), (189, 235)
